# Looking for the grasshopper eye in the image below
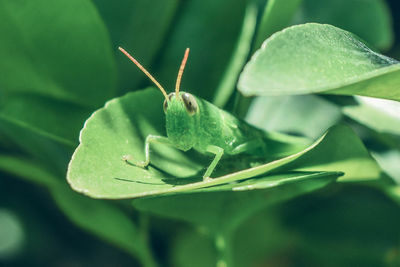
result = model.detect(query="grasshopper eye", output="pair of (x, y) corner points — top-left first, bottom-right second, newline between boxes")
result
(163, 93), (175, 113)
(163, 99), (168, 113)
(182, 93), (198, 116)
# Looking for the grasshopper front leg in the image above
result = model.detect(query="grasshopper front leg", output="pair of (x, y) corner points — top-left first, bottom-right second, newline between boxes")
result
(123, 135), (172, 168)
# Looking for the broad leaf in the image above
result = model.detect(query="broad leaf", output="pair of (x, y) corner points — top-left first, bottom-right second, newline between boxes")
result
(373, 151), (400, 184)
(0, 117), (74, 174)
(0, 0), (116, 106)
(67, 88), (308, 199)
(0, 95), (89, 174)
(0, 0), (117, 171)
(238, 23), (400, 102)
(133, 171), (339, 233)
(0, 155), (59, 188)
(246, 95), (342, 139)
(388, 186), (400, 206)
(281, 125), (381, 182)
(67, 89), (380, 199)
(0, 95), (91, 145)
(343, 96), (400, 136)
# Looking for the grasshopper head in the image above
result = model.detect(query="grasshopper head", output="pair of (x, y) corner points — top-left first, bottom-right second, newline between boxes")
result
(119, 47), (196, 151)
(163, 92), (199, 151)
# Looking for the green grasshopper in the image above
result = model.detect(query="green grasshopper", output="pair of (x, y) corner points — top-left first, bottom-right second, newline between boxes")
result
(119, 47), (301, 181)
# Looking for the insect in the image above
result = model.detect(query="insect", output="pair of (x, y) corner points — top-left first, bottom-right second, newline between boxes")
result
(119, 47), (298, 181)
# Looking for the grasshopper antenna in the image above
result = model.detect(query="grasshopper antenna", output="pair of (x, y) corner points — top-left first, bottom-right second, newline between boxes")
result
(118, 47), (169, 101)
(175, 48), (190, 97)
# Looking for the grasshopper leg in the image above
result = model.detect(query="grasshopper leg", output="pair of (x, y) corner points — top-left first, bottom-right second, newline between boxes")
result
(123, 135), (171, 168)
(230, 139), (266, 155)
(203, 145), (224, 181)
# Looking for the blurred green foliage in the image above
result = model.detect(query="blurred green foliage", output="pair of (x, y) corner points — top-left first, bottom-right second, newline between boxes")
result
(1, 0), (400, 266)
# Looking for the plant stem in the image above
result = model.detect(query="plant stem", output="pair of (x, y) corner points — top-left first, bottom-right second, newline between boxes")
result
(215, 231), (233, 267)
(212, 1), (258, 108)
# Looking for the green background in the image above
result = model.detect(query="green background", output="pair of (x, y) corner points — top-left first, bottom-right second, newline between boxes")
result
(1, 0), (400, 266)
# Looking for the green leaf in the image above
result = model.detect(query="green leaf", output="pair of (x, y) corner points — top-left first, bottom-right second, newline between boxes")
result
(343, 96), (400, 136)
(0, 0), (116, 106)
(0, 95), (91, 145)
(67, 88), (379, 199)
(0, 0), (118, 171)
(0, 92), (94, 175)
(246, 95), (342, 139)
(387, 186), (400, 205)
(299, 0), (394, 50)
(65, 88), (312, 199)
(0, 95), (92, 174)
(133, 171), (339, 233)
(93, 0), (179, 94)
(238, 23), (400, 102)
(373, 150), (400, 184)
(281, 124), (381, 182)
(0, 117), (74, 174)
(212, 2), (258, 108)
(68, 88), (205, 199)
(0, 155), (59, 188)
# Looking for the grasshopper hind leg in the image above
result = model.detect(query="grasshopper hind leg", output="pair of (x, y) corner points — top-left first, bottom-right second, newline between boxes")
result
(230, 139), (266, 156)
(202, 140), (264, 181)
(203, 145), (224, 181)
